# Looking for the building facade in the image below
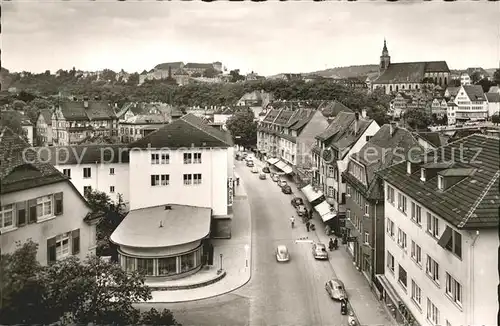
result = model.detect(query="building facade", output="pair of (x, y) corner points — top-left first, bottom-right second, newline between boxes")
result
(377, 134), (499, 326)
(36, 109), (54, 146)
(485, 92), (500, 118)
(452, 85), (488, 122)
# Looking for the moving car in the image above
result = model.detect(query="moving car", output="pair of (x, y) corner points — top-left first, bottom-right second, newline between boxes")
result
(251, 166), (259, 173)
(282, 185), (292, 194)
(296, 204), (307, 216)
(271, 174), (280, 182)
(325, 279), (347, 300)
(262, 166), (271, 173)
(312, 243), (328, 260)
(276, 245), (290, 262)
(246, 160), (254, 167)
(291, 197), (304, 208)
(278, 180), (288, 188)
(259, 173), (267, 180)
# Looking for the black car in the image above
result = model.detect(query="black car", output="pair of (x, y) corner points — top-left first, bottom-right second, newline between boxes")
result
(262, 166), (271, 173)
(291, 197), (304, 208)
(282, 185), (292, 194)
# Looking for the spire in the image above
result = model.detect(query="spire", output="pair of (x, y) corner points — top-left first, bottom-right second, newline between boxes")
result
(383, 38), (387, 51)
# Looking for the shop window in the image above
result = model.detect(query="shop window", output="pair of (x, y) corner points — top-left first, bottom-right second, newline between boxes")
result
(124, 256), (136, 272)
(158, 257), (177, 276)
(137, 258), (154, 276)
(180, 252), (195, 273)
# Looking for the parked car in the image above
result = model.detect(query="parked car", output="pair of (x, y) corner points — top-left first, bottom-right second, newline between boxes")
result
(262, 166), (271, 173)
(325, 279), (347, 300)
(251, 166), (259, 173)
(278, 180), (288, 188)
(246, 160), (254, 167)
(275, 245), (290, 262)
(271, 174), (280, 182)
(296, 204), (307, 216)
(282, 185), (292, 194)
(259, 173), (267, 180)
(291, 197), (304, 208)
(312, 243), (328, 260)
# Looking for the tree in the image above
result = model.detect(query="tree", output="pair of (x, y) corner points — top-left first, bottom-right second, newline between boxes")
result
(403, 108), (432, 130)
(229, 69), (245, 83)
(476, 78), (495, 93)
(226, 109), (257, 148)
(85, 190), (127, 259)
(126, 72), (139, 85)
(492, 113), (500, 125)
(470, 71), (482, 84)
(0, 111), (29, 142)
(17, 90), (36, 102)
(493, 68), (500, 86)
(12, 99), (26, 110)
(203, 67), (218, 78)
(192, 72), (202, 78)
(30, 97), (53, 111)
(101, 69), (117, 82)
(140, 308), (181, 325)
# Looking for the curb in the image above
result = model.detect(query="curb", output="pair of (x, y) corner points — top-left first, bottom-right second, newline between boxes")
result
(149, 270), (227, 291)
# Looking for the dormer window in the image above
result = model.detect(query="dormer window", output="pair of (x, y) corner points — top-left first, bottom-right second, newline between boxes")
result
(437, 175), (444, 190)
(407, 162), (411, 175)
(420, 168), (426, 182)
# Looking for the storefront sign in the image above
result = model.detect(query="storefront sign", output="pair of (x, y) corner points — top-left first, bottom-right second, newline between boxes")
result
(227, 178), (233, 205)
(347, 236), (357, 242)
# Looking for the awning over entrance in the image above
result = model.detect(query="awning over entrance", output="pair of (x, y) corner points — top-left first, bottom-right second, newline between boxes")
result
(376, 274), (403, 306)
(274, 160), (293, 174)
(267, 157), (279, 165)
(301, 184), (324, 203)
(314, 201), (335, 222)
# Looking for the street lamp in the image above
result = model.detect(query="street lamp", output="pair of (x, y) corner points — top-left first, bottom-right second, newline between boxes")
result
(217, 253), (224, 274)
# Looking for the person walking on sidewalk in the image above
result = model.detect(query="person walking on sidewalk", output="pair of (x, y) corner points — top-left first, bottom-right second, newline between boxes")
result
(306, 221), (310, 232)
(290, 216), (295, 228)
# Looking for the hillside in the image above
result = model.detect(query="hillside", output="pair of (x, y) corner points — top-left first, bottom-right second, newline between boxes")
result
(268, 64), (380, 79)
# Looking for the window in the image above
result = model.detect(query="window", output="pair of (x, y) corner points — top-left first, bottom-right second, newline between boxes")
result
(387, 185), (395, 204)
(180, 251), (195, 272)
(161, 153), (170, 164)
(1, 204), (14, 230)
(427, 213), (439, 238)
(346, 185), (351, 197)
(364, 232), (369, 244)
(109, 168), (115, 175)
(137, 258), (154, 276)
(193, 173), (202, 185)
(387, 251), (395, 273)
(437, 175), (443, 190)
(110, 186), (115, 193)
(426, 298), (440, 325)
(411, 240), (422, 266)
(328, 186), (334, 197)
(411, 280), (422, 307)
(364, 203), (369, 216)
(386, 218), (395, 238)
(83, 167), (91, 178)
(398, 264), (407, 289)
(445, 273), (462, 306)
(36, 195), (53, 220)
(84, 186), (92, 195)
(397, 193), (407, 214)
(124, 256), (136, 272)
(183, 153), (192, 164)
(183, 174), (192, 185)
(161, 174), (170, 186)
(426, 255), (440, 284)
(63, 168), (71, 178)
(158, 257), (177, 276)
(397, 228), (407, 250)
(193, 152), (202, 164)
(328, 166), (334, 177)
(151, 153), (159, 164)
(151, 175), (160, 186)
(443, 228), (462, 259)
(55, 233), (70, 260)
(411, 202), (422, 225)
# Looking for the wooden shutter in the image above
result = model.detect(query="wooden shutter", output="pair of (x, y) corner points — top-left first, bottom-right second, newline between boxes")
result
(47, 237), (56, 264)
(54, 192), (63, 215)
(72, 229), (80, 255)
(28, 199), (37, 224)
(16, 201), (27, 227)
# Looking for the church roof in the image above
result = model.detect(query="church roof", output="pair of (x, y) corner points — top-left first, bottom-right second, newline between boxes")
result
(374, 61), (449, 84)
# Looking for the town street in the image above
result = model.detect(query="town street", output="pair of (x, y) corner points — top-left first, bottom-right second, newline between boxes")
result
(138, 160), (349, 326)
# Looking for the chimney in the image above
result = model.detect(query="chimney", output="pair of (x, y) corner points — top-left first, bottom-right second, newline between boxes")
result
(354, 112), (359, 134)
(361, 109), (367, 118)
(164, 205), (172, 210)
(83, 100), (89, 109)
(390, 122), (397, 135)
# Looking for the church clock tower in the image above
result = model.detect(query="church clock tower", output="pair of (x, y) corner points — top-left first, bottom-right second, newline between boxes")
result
(379, 39), (391, 75)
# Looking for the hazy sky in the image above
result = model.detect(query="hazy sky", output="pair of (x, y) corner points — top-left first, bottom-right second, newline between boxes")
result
(2, 1), (499, 76)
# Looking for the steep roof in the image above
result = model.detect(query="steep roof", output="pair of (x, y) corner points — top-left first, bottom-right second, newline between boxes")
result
(262, 108), (280, 123)
(463, 85), (486, 102)
(286, 108), (315, 130)
(38, 109), (53, 126)
(273, 109), (295, 126)
(0, 127), (68, 194)
(375, 61), (449, 84)
(347, 125), (423, 199)
(60, 101), (89, 120)
(415, 132), (446, 148)
(378, 134), (499, 229)
(445, 86), (460, 97)
(317, 100), (353, 118)
(84, 101), (117, 120)
(489, 86), (500, 94)
(155, 62), (183, 70)
(36, 144), (130, 165)
(129, 113), (232, 149)
(122, 114), (168, 124)
(485, 92), (500, 103)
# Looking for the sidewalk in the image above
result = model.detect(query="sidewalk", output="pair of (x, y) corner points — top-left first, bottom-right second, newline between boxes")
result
(146, 171), (252, 303)
(285, 179), (396, 326)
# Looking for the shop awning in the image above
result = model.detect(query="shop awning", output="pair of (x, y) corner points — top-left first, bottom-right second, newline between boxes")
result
(301, 184), (324, 203)
(375, 274), (403, 306)
(314, 201), (332, 216)
(267, 157), (279, 165)
(320, 212), (335, 222)
(275, 160), (293, 174)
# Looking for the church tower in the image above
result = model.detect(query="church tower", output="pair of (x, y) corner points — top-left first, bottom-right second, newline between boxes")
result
(379, 39), (391, 75)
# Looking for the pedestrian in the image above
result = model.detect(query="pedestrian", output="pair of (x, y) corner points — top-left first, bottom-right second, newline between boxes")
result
(306, 221), (310, 232)
(236, 177), (240, 186)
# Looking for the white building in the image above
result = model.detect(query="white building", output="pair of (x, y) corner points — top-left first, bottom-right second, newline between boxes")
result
(37, 145), (130, 206)
(377, 134), (499, 326)
(459, 73), (471, 85)
(312, 111), (380, 217)
(485, 92), (500, 118)
(453, 85), (488, 122)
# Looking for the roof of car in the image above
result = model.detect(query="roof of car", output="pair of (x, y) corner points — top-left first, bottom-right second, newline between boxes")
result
(277, 245), (288, 251)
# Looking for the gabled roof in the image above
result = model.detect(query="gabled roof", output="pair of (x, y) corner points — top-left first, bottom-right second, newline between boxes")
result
(84, 101), (117, 120)
(347, 125), (423, 199)
(273, 109), (295, 126)
(122, 114), (168, 124)
(286, 108), (315, 130)
(155, 62), (183, 70)
(379, 134), (499, 229)
(445, 86), (460, 97)
(115, 102), (135, 118)
(317, 100), (353, 118)
(489, 86), (500, 94)
(0, 127), (68, 194)
(129, 113), (232, 149)
(36, 144), (130, 165)
(38, 109), (53, 126)
(415, 132), (446, 148)
(262, 108), (280, 123)
(485, 93), (500, 103)
(375, 61), (449, 84)
(462, 85), (486, 101)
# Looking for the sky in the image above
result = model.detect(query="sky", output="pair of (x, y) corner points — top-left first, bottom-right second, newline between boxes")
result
(2, 1), (500, 76)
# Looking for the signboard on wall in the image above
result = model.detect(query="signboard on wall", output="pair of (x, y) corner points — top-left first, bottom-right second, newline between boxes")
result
(228, 177), (233, 205)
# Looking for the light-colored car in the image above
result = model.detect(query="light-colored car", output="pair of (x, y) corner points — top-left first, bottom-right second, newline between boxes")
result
(246, 160), (254, 167)
(312, 243), (329, 260)
(259, 173), (267, 180)
(271, 174), (280, 182)
(296, 205), (307, 216)
(276, 245), (290, 262)
(251, 166), (259, 173)
(278, 180), (288, 188)
(325, 279), (347, 300)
